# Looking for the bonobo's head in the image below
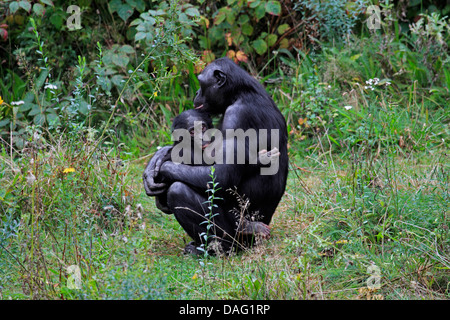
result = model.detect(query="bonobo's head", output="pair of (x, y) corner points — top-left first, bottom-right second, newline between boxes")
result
(193, 57), (262, 115)
(171, 109), (212, 147)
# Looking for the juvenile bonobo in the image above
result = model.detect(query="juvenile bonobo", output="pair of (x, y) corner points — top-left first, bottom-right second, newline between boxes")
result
(143, 58), (288, 254)
(145, 109), (213, 214)
(146, 109), (277, 242)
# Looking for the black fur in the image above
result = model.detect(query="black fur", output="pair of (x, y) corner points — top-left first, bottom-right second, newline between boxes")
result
(143, 58), (288, 253)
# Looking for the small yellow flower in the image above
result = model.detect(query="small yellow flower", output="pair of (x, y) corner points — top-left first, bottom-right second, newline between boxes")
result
(192, 273), (198, 280)
(63, 167), (76, 173)
(153, 92), (158, 97)
(0, 96), (4, 105)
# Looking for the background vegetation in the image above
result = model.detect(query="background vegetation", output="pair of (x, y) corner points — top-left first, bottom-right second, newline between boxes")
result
(0, 0), (449, 299)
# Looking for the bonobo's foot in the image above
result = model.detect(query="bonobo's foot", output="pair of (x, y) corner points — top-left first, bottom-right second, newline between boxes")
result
(183, 240), (227, 256)
(183, 242), (203, 255)
(238, 221), (271, 239)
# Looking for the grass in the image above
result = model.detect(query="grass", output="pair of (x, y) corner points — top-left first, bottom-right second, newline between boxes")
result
(1, 105), (447, 299)
(1, 24), (449, 300)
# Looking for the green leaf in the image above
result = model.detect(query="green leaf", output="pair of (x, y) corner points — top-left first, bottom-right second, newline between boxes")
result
(109, 0), (122, 13)
(33, 113), (45, 125)
(242, 23), (253, 36)
(277, 23), (290, 34)
(50, 11), (64, 29)
(19, 1), (31, 12)
(185, 7), (200, 17)
(9, 2), (20, 13)
(40, 0), (54, 6)
(112, 53), (129, 68)
(119, 44), (134, 54)
(129, 18), (142, 26)
(19, 102), (36, 112)
(0, 118), (10, 128)
(126, 0), (145, 12)
(226, 8), (236, 25)
(77, 99), (89, 115)
(117, 3), (133, 21)
(29, 105), (42, 116)
(265, 1), (281, 16)
(46, 112), (59, 126)
(266, 34), (278, 47)
(111, 75), (125, 87)
(134, 32), (146, 41)
(214, 7), (229, 25)
(249, 0), (260, 9)
(33, 3), (45, 16)
(255, 4), (266, 20)
(35, 69), (50, 90)
(238, 14), (249, 24)
(252, 39), (267, 55)
(24, 91), (35, 103)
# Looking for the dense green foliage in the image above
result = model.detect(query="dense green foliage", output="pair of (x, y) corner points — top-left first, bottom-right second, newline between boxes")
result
(0, 0), (449, 300)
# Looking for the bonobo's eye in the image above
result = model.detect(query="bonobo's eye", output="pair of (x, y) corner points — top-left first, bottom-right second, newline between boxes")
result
(189, 128), (195, 136)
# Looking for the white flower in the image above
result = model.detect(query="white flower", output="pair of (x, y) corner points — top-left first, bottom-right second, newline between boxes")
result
(344, 106), (353, 110)
(11, 100), (24, 105)
(26, 171), (36, 184)
(44, 84), (58, 90)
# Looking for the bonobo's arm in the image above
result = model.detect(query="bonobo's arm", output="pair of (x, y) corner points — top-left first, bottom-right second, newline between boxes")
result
(158, 161), (241, 192)
(157, 135), (244, 191)
(143, 146), (172, 196)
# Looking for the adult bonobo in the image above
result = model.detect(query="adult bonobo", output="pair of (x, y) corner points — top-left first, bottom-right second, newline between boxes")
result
(143, 57), (288, 254)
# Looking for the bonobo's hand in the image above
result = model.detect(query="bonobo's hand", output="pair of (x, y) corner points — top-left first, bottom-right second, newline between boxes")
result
(258, 147), (280, 165)
(143, 146), (172, 196)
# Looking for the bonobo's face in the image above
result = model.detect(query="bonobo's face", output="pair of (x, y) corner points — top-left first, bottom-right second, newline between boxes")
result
(193, 63), (227, 114)
(172, 110), (212, 149)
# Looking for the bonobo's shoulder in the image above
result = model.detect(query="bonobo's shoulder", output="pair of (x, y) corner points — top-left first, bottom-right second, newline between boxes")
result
(222, 100), (246, 128)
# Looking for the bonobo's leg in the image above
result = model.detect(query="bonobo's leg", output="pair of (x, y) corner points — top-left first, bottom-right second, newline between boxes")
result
(155, 194), (171, 214)
(166, 181), (238, 253)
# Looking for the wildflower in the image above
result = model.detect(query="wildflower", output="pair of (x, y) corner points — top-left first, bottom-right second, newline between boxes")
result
(344, 105), (353, 110)
(11, 100), (24, 105)
(192, 273), (198, 280)
(26, 170), (36, 184)
(364, 78), (379, 90)
(44, 83), (58, 90)
(63, 167), (76, 173)
(298, 117), (307, 125)
(153, 92), (158, 97)
(0, 96), (3, 105)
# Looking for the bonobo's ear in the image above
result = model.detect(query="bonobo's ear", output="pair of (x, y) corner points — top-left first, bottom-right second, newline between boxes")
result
(213, 70), (227, 87)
